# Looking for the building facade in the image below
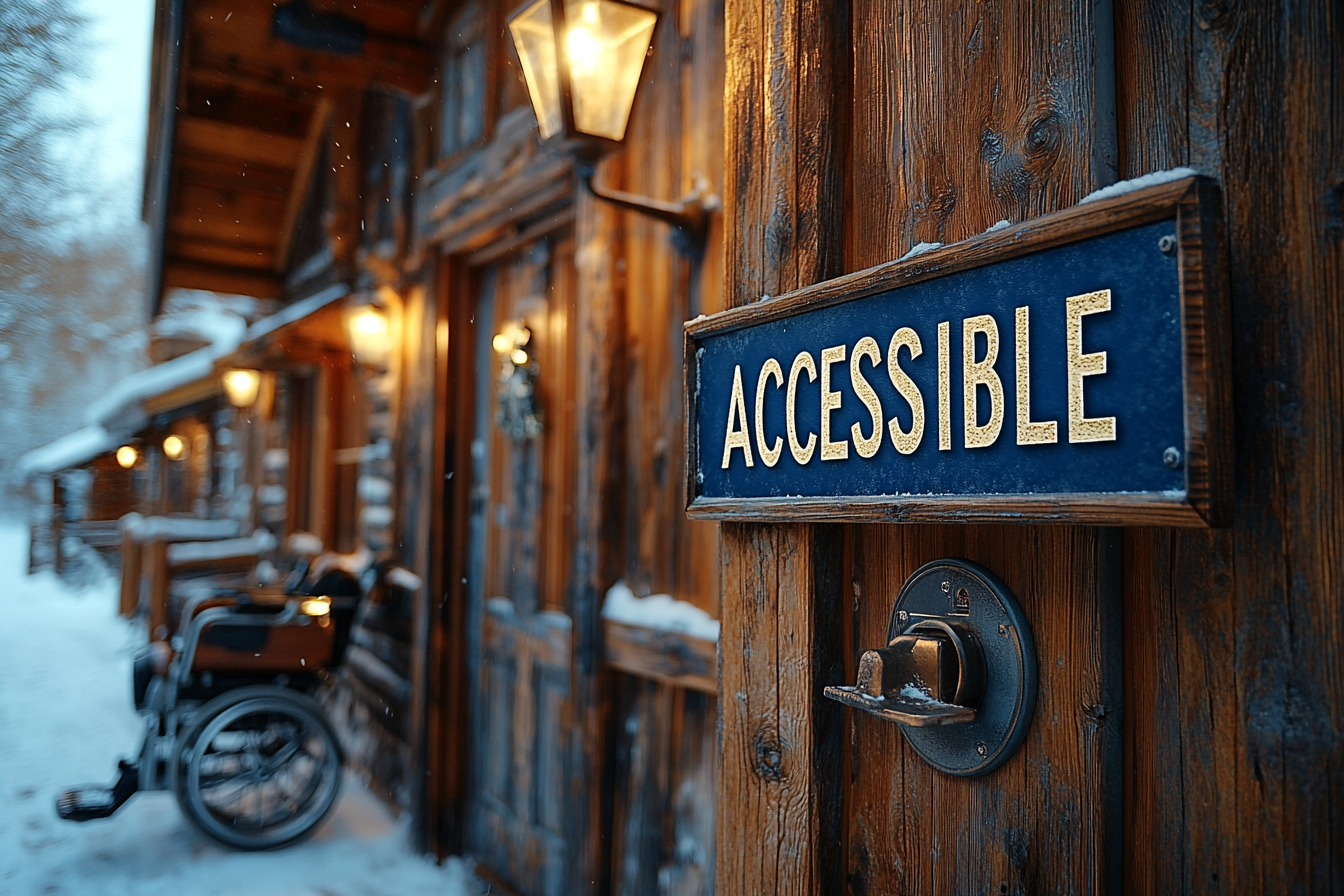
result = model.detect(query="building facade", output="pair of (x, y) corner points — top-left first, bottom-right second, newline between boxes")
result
(106, 0), (1344, 892)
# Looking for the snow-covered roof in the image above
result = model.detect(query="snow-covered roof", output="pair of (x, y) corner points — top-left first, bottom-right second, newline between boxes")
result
(85, 283), (348, 429)
(16, 425), (117, 477)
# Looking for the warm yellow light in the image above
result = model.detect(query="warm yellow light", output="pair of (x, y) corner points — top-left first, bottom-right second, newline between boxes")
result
(221, 368), (262, 408)
(162, 434), (186, 460)
(300, 596), (332, 617)
(343, 303), (392, 368)
(511, 348), (530, 366)
(492, 333), (512, 354)
(509, 0), (564, 140)
(116, 446), (138, 469)
(509, 0), (658, 144)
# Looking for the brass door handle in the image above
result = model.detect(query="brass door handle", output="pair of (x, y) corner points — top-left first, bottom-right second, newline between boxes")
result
(825, 559), (1037, 776)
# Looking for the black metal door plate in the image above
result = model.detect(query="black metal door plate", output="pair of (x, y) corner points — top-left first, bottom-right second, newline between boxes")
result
(824, 558), (1037, 776)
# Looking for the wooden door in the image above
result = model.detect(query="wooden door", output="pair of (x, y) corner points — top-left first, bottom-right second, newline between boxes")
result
(464, 237), (578, 896)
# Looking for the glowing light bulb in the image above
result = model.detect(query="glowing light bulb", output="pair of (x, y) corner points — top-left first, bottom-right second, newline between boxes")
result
(566, 25), (601, 77)
(116, 446), (138, 469)
(222, 369), (261, 408)
(163, 435), (186, 460)
(493, 333), (512, 354)
(300, 597), (332, 617)
(511, 349), (530, 366)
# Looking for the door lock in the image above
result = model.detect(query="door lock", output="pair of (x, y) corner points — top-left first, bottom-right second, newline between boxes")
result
(824, 558), (1037, 776)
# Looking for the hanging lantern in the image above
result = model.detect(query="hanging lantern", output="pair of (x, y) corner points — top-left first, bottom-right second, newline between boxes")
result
(221, 369), (262, 408)
(509, 0), (658, 148)
(343, 301), (392, 369)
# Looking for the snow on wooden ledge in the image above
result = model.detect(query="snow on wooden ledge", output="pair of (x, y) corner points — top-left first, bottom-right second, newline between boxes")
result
(601, 580), (720, 643)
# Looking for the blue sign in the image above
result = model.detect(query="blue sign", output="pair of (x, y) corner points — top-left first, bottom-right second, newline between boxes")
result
(686, 182), (1229, 526)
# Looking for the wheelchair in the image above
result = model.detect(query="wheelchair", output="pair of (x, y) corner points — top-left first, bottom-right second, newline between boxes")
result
(56, 554), (366, 850)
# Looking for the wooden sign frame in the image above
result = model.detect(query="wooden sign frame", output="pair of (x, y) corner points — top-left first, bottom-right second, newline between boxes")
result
(684, 176), (1230, 527)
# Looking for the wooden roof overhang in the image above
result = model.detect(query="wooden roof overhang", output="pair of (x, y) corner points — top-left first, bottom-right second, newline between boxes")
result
(144, 0), (440, 314)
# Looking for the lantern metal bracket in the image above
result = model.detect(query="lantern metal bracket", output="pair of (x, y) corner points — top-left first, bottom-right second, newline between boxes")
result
(578, 163), (719, 250)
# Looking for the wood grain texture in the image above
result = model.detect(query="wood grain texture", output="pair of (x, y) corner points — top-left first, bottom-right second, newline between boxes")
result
(719, 522), (846, 896)
(847, 0), (1115, 263)
(1115, 0), (1344, 891)
(604, 620), (718, 695)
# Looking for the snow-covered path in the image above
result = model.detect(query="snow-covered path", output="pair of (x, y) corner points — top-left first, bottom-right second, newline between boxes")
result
(0, 523), (480, 896)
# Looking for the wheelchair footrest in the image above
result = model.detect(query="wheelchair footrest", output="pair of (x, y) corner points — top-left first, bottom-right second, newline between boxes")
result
(56, 760), (139, 822)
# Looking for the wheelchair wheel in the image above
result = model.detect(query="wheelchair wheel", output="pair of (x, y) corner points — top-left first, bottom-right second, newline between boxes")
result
(173, 686), (342, 850)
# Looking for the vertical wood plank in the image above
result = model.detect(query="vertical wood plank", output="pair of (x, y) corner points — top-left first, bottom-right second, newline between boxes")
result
(569, 178), (627, 896)
(1114, 0), (1344, 891)
(719, 523), (846, 896)
(719, 0), (849, 892)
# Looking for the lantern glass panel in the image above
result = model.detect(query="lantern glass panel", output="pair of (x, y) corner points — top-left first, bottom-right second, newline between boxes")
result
(509, 0), (564, 140)
(565, 0), (656, 141)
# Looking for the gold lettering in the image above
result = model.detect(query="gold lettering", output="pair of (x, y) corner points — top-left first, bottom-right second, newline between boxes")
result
(963, 314), (1005, 448)
(820, 345), (849, 461)
(886, 327), (925, 455)
(754, 358), (784, 467)
(720, 364), (755, 469)
(787, 351), (818, 464)
(850, 337), (883, 458)
(1014, 306), (1059, 445)
(938, 321), (951, 451)
(1065, 289), (1117, 443)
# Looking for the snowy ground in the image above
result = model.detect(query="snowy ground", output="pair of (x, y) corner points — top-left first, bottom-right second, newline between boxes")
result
(0, 523), (482, 896)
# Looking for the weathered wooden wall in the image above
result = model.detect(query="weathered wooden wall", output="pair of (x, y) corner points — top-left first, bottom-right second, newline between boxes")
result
(717, 0), (1343, 893)
(1114, 1), (1343, 891)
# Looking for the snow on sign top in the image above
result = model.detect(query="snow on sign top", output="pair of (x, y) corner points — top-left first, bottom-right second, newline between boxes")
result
(84, 283), (349, 430)
(16, 425), (116, 477)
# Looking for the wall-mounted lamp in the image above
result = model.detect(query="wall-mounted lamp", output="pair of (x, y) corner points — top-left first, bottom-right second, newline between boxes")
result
(116, 446), (139, 469)
(163, 434), (186, 461)
(508, 0), (718, 243)
(222, 368), (262, 408)
(342, 300), (393, 369)
(493, 320), (542, 440)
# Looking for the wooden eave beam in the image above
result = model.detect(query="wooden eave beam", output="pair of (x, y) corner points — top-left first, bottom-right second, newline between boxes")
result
(167, 237), (275, 270)
(275, 97), (334, 274)
(162, 259), (283, 299)
(176, 155), (293, 195)
(177, 116), (307, 168)
(188, 3), (434, 95)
